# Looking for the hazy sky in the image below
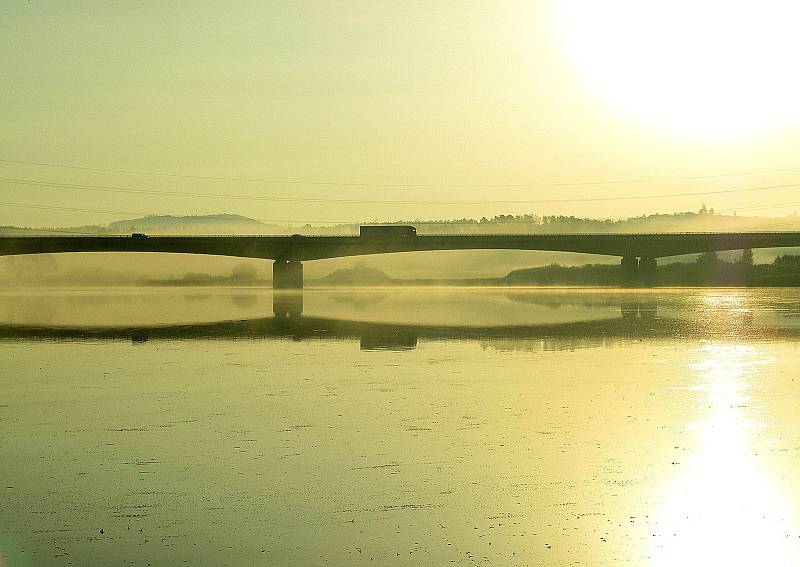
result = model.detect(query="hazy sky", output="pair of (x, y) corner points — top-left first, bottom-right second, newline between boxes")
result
(4, 1), (800, 227)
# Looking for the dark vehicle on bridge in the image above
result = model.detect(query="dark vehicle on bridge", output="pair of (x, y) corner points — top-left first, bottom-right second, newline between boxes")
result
(359, 225), (417, 238)
(131, 233), (148, 239)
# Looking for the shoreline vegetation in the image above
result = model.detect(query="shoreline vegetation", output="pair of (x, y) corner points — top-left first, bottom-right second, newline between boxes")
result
(312, 253), (800, 287)
(5, 254), (800, 288)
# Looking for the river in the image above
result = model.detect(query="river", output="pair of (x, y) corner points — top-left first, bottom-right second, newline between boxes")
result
(2, 287), (800, 566)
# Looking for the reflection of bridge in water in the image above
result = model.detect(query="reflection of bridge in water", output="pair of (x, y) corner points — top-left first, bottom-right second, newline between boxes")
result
(0, 294), (788, 352)
(3, 231), (800, 288)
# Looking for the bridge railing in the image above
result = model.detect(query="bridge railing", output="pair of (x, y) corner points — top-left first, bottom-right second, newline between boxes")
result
(7, 230), (800, 239)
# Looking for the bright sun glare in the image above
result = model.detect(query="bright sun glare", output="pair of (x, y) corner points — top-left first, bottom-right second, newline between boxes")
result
(649, 343), (800, 566)
(557, 1), (800, 140)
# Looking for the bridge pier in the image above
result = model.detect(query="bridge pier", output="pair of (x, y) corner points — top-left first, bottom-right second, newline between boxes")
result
(639, 256), (657, 287)
(620, 256), (658, 287)
(273, 260), (303, 289)
(621, 256), (639, 287)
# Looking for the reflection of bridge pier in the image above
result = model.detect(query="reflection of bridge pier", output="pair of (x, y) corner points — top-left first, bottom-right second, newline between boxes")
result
(621, 256), (658, 287)
(621, 301), (658, 321)
(273, 260), (303, 289)
(272, 291), (303, 328)
(360, 332), (418, 351)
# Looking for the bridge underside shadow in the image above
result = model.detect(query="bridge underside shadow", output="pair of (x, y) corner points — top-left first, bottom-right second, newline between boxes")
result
(281, 254), (663, 289)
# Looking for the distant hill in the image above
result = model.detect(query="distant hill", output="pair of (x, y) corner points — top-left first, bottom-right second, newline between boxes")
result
(0, 214), (290, 237)
(319, 263), (393, 286)
(504, 264), (620, 286)
(105, 214), (284, 235)
(4, 209), (800, 238)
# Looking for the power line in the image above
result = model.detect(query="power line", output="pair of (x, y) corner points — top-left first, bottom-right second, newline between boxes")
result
(2, 199), (800, 233)
(2, 195), (799, 224)
(719, 200), (800, 213)
(3, 176), (800, 205)
(0, 200), (353, 225)
(0, 226), (102, 236)
(3, 157), (800, 187)
(0, 200), (144, 216)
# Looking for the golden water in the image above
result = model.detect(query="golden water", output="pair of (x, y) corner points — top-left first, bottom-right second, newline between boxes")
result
(2, 287), (800, 565)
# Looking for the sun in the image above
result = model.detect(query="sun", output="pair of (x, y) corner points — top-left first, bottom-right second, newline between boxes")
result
(556, 1), (800, 140)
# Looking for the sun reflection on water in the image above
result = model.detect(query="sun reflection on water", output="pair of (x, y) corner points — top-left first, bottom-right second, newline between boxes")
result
(650, 344), (800, 566)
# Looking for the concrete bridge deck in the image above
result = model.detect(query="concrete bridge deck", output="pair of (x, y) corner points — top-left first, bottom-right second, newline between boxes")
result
(2, 231), (799, 288)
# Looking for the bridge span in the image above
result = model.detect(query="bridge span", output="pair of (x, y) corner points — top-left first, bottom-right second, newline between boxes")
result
(1, 231), (799, 288)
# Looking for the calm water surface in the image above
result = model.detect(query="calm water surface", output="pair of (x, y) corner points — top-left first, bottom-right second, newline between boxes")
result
(3, 287), (800, 566)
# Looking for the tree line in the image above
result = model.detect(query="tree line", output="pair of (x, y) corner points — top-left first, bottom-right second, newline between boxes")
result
(504, 252), (800, 286)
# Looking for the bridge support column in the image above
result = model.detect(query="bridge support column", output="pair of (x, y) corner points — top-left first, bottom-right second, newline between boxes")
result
(639, 256), (657, 287)
(620, 256), (639, 287)
(273, 260), (303, 289)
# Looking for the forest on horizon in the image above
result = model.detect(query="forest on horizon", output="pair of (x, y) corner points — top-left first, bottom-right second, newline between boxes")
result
(1, 206), (798, 236)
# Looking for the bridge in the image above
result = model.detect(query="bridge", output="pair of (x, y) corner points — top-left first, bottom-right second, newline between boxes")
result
(1, 230), (800, 288)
